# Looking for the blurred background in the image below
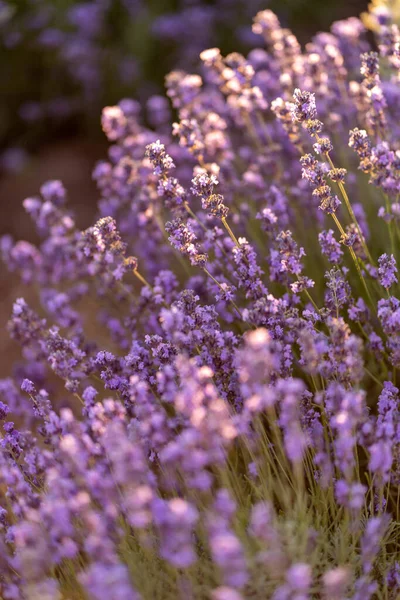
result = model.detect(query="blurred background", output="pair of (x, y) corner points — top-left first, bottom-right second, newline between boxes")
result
(0, 0), (369, 374)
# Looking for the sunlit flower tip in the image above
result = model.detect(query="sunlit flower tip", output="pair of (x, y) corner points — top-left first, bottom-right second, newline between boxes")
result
(200, 47), (222, 64)
(290, 89), (317, 123)
(313, 137), (333, 155)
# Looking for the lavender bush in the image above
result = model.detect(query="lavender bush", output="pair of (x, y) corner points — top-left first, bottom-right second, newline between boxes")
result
(1, 0), (400, 598)
(0, 0), (267, 165)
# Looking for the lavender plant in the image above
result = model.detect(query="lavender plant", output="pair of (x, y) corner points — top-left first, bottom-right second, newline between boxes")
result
(2, 1), (400, 599)
(0, 0), (267, 165)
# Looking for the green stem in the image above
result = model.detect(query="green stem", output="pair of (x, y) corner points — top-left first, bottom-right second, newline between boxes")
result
(221, 217), (240, 247)
(303, 288), (320, 313)
(349, 246), (376, 312)
(324, 149), (373, 264)
(203, 267), (243, 319)
(133, 269), (153, 290)
(331, 213), (375, 311)
(364, 366), (383, 388)
(384, 193), (396, 259)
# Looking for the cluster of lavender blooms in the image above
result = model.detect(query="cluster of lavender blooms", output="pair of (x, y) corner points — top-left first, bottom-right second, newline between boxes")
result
(2, 0), (400, 598)
(0, 0), (266, 169)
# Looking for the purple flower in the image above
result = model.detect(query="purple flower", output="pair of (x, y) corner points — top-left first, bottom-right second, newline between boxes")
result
(325, 268), (351, 312)
(207, 526), (248, 589)
(212, 588), (244, 600)
(165, 217), (208, 267)
(386, 562), (400, 594)
(319, 230), (343, 264)
(2, 4), (400, 597)
(80, 563), (140, 600)
(290, 89), (317, 123)
(272, 563), (312, 600)
(349, 128), (371, 158)
(361, 516), (390, 574)
(145, 140), (175, 175)
(313, 137), (333, 155)
(21, 379), (35, 395)
(335, 480), (367, 510)
(328, 168), (347, 183)
(299, 154), (341, 214)
(378, 253), (398, 288)
(322, 567), (350, 600)
(202, 194), (229, 219)
(191, 171), (219, 199)
(153, 498), (199, 567)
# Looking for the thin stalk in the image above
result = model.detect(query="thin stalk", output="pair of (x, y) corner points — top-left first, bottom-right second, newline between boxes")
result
(133, 269), (153, 290)
(322, 145), (373, 263)
(364, 366), (383, 388)
(349, 246), (376, 311)
(221, 216), (240, 247)
(303, 287), (320, 313)
(203, 267), (243, 319)
(384, 193), (396, 259)
(74, 393), (85, 406)
(185, 204), (208, 232)
(331, 213), (375, 311)
(331, 212), (347, 238)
